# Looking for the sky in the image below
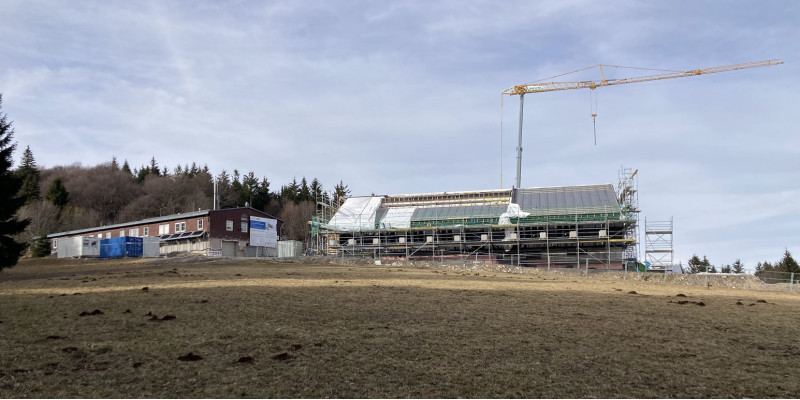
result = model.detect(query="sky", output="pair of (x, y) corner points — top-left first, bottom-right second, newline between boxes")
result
(1, 1), (798, 271)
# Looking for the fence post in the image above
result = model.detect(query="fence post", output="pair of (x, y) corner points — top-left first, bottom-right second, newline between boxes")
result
(791, 272), (795, 293)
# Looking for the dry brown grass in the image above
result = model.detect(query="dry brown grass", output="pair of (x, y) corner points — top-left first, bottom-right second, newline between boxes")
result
(1, 257), (799, 398)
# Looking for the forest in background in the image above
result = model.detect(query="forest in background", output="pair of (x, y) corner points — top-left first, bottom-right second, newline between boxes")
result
(14, 147), (350, 244)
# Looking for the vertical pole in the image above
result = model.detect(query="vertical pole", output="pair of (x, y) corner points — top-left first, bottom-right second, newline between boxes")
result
(515, 93), (525, 189)
(791, 272), (794, 293)
(500, 94), (504, 188)
(405, 231), (408, 259)
(575, 211), (580, 271)
(488, 227), (492, 263)
(546, 222), (550, 272)
(516, 220), (520, 267)
(606, 217), (610, 271)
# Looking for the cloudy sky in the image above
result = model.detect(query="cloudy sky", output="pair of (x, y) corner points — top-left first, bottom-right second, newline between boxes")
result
(1, 1), (797, 270)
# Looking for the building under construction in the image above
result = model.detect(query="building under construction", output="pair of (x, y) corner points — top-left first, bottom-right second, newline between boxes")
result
(315, 177), (639, 269)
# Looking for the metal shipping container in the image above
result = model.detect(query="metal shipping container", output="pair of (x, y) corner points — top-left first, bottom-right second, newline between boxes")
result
(277, 240), (304, 258)
(100, 237), (143, 258)
(143, 237), (161, 258)
(57, 236), (101, 258)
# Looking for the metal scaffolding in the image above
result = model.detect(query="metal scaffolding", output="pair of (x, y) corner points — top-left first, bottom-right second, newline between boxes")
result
(317, 184), (638, 270)
(644, 217), (674, 273)
(617, 166), (640, 269)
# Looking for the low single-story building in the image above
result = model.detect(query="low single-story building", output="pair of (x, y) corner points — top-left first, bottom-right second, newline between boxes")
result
(47, 207), (283, 257)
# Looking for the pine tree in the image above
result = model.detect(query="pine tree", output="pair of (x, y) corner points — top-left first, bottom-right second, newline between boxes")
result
(778, 249), (799, 273)
(149, 156), (160, 176)
(687, 254), (703, 274)
(30, 235), (51, 258)
(310, 178), (323, 201)
(333, 180), (350, 204)
(121, 159), (132, 175)
(16, 145), (40, 204)
(0, 94), (30, 270)
(299, 177), (311, 202)
(111, 156), (119, 170)
(281, 177), (299, 203)
(731, 259), (745, 274)
(46, 177), (70, 209)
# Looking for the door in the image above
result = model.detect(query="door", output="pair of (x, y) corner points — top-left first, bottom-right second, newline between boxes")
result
(222, 241), (236, 257)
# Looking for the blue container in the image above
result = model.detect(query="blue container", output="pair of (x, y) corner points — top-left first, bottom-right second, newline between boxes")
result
(100, 237), (143, 258)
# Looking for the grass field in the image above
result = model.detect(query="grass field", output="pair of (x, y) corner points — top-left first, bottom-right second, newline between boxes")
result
(1, 257), (799, 398)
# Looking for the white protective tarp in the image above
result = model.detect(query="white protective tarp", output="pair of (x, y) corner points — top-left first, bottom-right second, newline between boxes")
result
(498, 203), (531, 225)
(379, 207), (416, 229)
(327, 197), (383, 231)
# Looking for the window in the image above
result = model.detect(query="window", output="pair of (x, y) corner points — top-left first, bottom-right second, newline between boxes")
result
(129, 228), (139, 237)
(241, 222), (248, 233)
(226, 220), (233, 231)
(143, 227), (149, 237)
(120, 230), (124, 237)
(197, 219), (203, 230)
(106, 232), (111, 239)
(175, 222), (186, 233)
(159, 224), (170, 235)
(53, 239), (58, 249)
(97, 234), (102, 239)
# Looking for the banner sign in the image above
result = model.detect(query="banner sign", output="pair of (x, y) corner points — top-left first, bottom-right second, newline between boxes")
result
(250, 216), (278, 247)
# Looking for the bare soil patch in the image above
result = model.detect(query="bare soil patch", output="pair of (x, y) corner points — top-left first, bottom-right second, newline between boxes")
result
(1, 257), (799, 398)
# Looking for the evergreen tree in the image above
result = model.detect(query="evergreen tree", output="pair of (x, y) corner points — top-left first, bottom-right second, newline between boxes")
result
(252, 177), (271, 210)
(135, 164), (149, 182)
(30, 235), (51, 258)
(149, 156), (160, 176)
(720, 264), (731, 273)
(701, 256), (712, 273)
(110, 156), (119, 170)
(333, 180), (350, 204)
(121, 159), (132, 175)
(299, 177), (311, 202)
(281, 177), (299, 203)
(732, 259), (745, 274)
(241, 171), (259, 206)
(16, 145), (40, 204)
(777, 249), (799, 273)
(310, 178), (323, 201)
(0, 94), (30, 270)
(46, 177), (70, 209)
(687, 254), (703, 274)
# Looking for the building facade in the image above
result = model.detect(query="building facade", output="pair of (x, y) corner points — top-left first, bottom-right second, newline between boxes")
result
(48, 207), (283, 257)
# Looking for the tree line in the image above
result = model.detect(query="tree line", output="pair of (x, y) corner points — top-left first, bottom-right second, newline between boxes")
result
(14, 150), (352, 244)
(683, 250), (798, 276)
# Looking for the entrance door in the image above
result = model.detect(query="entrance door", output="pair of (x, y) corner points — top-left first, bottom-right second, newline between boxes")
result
(222, 241), (236, 257)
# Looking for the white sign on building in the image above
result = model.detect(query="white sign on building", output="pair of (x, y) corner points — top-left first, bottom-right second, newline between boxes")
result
(249, 216), (278, 248)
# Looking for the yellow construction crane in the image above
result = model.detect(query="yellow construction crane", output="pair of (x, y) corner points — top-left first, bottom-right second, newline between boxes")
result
(502, 59), (784, 188)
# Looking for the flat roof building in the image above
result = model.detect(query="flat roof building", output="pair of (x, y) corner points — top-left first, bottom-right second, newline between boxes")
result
(48, 207), (283, 258)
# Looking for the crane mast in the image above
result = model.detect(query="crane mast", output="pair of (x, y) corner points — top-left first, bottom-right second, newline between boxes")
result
(503, 59), (784, 188)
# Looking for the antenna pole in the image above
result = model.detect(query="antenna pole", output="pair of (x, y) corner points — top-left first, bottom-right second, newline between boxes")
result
(515, 93), (525, 188)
